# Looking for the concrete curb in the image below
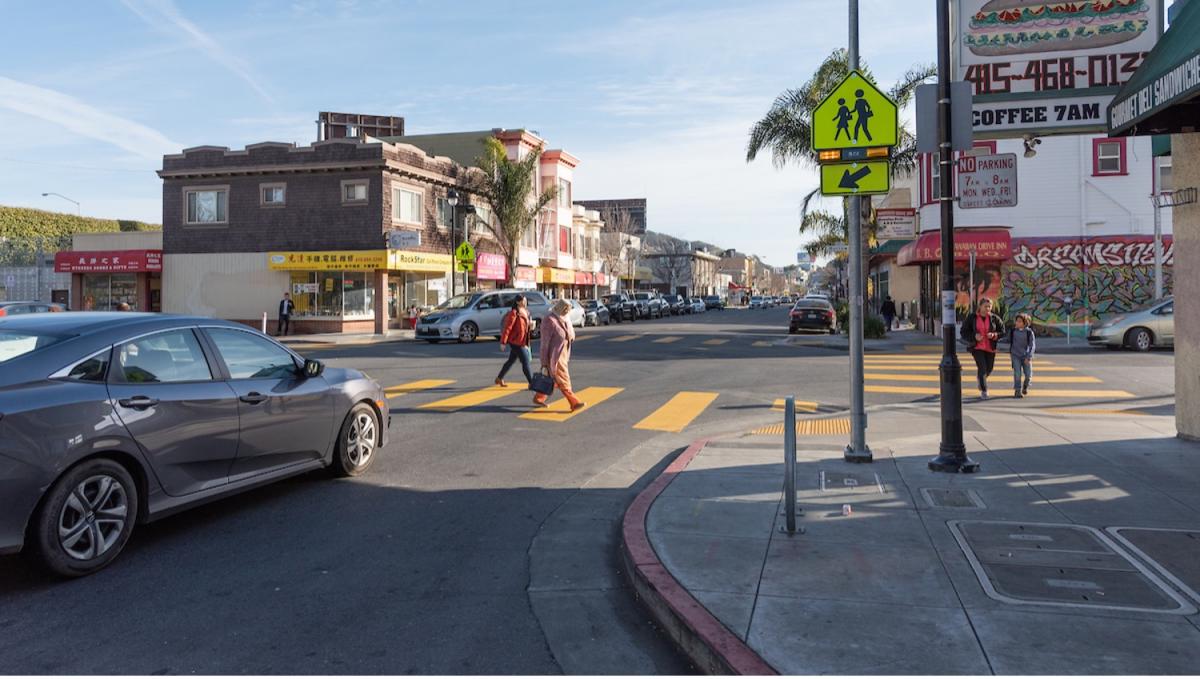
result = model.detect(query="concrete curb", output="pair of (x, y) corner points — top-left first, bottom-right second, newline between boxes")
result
(620, 439), (778, 676)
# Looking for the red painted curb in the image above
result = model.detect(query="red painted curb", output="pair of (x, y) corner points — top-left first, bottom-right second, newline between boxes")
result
(621, 439), (778, 676)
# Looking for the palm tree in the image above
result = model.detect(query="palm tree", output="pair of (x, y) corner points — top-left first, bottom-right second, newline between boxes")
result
(746, 48), (933, 285)
(467, 137), (558, 287)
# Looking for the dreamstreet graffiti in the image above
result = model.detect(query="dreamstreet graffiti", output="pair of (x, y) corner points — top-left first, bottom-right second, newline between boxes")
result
(1012, 238), (1174, 271)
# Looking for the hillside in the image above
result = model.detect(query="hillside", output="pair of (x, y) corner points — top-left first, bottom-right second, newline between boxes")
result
(0, 205), (159, 264)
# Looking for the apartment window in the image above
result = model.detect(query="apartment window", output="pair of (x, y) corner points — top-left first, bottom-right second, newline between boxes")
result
(392, 186), (422, 224)
(474, 205), (492, 233)
(260, 183), (286, 207)
(1093, 138), (1127, 176)
(184, 187), (228, 224)
(520, 224), (537, 250)
(927, 152), (942, 204)
(1156, 160), (1173, 195)
(559, 226), (570, 252)
(557, 178), (571, 208)
(436, 197), (453, 228)
(341, 180), (368, 203)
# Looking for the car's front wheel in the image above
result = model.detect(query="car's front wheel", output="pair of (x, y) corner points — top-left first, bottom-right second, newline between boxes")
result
(31, 458), (138, 577)
(330, 403), (379, 477)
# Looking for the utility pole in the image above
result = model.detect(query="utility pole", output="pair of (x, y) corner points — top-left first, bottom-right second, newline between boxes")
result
(844, 0), (871, 463)
(1153, 189), (1164, 300)
(928, 0), (978, 474)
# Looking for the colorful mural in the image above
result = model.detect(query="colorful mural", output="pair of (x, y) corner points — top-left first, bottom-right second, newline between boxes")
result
(1002, 236), (1173, 335)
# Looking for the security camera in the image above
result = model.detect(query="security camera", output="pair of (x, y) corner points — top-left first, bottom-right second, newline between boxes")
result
(1022, 134), (1042, 158)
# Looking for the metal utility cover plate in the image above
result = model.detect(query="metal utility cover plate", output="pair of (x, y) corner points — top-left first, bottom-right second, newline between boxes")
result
(1108, 527), (1200, 606)
(921, 488), (986, 509)
(949, 521), (1196, 615)
(820, 471), (885, 495)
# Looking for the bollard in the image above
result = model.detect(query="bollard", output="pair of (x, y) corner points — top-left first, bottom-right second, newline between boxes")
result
(781, 395), (798, 535)
(262, 312), (268, 334)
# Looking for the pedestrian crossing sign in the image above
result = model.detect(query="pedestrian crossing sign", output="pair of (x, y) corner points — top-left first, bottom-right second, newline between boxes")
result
(455, 241), (475, 264)
(811, 71), (898, 152)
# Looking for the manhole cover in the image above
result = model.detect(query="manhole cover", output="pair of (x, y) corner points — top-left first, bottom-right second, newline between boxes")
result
(921, 488), (986, 509)
(819, 471), (884, 495)
(1108, 527), (1200, 606)
(948, 520), (1196, 614)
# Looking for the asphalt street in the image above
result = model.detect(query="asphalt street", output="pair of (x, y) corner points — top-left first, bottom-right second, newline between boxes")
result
(0, 307), (1175, 674)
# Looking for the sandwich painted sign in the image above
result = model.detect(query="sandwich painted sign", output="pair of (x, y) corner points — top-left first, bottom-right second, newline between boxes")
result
(954, 0), (1163, 136)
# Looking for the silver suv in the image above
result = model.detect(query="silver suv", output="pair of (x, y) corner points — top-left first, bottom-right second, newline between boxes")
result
(415, 290), (551, 343)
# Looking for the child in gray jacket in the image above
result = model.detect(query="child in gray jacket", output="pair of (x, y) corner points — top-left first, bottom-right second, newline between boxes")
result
(1007, 313), (1036, 398)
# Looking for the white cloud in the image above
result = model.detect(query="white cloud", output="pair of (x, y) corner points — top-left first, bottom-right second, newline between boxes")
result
(120, 0), (274, 103)
(0, 76), (181, 160)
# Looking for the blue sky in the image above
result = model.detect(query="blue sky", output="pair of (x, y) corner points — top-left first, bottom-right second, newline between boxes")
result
(0, 0), (936, 266)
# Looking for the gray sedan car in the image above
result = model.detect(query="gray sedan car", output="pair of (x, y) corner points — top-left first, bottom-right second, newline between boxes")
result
(1088, 297), (1174, 351)
(0, 313), (389, 577)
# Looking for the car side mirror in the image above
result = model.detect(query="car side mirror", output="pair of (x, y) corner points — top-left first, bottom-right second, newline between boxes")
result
(304, 358), (324, 378)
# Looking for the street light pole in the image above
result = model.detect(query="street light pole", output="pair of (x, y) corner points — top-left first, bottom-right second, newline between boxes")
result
(448, 189), (459, 298)
(929, 0), (978, 474)
(844, 0), (871, 463)
(42, 192), (80, 216)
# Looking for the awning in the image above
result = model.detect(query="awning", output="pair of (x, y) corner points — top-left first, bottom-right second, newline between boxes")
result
(896, 229), (1011, 266)
(1109, 0), (1200, 137)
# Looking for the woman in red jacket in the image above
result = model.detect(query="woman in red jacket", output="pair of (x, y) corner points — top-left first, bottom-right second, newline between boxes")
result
(496, 295), (533, 387)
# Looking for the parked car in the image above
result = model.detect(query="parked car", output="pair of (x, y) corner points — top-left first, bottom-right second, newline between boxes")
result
(601, 293), (637, 322)
(1088, 297), (1173, 351)
(0, 313), (388, 576)
(633, 291), (666, 319)
(703, 295), (725, 310)
(790, 299), (837, 334)
(582, 299), (610, 326)
(565, 299), (587, 327)
(690, 297), (706, 313)
(416, 290), (551, 343)
(748, 296), (764, 309)
(779, 296), (792, 305)
(0, 301), (67, 317)
(661, 294), (688, 315)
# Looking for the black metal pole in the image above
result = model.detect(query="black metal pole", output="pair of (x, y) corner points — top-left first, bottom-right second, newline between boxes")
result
(929, 0), (977, 474)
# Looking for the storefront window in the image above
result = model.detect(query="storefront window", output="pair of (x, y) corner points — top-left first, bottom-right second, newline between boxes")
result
(81, 273), (138, 311)
(286, 271), (375, 319)
(404, 272), (449, 310)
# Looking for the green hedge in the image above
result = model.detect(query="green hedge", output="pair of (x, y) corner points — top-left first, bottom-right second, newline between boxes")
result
(0, 206), (160, 264)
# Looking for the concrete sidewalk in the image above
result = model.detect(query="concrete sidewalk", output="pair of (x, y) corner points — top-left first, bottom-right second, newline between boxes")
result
(277, 330), (414, 348)
(623, 403), (1200, 674)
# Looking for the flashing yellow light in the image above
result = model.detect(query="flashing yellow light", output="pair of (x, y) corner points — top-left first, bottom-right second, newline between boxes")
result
(866, 147), (890, 158)
(818, 150), (841, 162)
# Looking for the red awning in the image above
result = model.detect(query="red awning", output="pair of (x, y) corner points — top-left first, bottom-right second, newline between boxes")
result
(896, 229), (1011, 266)
(55, 249), (163, 273)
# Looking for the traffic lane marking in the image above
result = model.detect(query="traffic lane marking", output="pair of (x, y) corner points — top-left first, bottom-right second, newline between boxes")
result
(864, 373), (1102, 384)
(417, 382), (526, 412)
(633, 391), (720, 432)
(518, 387), (624, 422)
(609, 335), (640, 342)
(702, 339), (730, 345)
(652, 337), (683, 344)
(865, 385), (1135, 398)
(752, 341), (773, 347)
(772, 399), (818, 412)
(385, 379), (456, 398)
(863, 364), (1077, 372)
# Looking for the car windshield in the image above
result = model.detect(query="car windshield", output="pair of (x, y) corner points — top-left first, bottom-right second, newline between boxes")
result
(435, 293), (481, 310)
(584, 300), (598, 308)
(602, 296), (622, 304)
(0, 330), (65, 363)
(634, 293), (650, 300)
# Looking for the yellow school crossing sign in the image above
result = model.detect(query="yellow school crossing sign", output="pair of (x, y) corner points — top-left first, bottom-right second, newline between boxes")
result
(819, 160), (890, 196)
(811, 71), (898, 151)
(455, 241), (475, 272)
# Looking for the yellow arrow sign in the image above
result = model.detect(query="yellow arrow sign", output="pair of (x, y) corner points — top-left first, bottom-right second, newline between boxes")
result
(454, 241), (475, 263)
(820, 161), (890, 196)
(812, 71), (898, 152)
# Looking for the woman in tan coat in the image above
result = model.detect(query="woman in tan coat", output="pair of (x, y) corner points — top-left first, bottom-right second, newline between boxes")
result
(534, 299), (585, 410)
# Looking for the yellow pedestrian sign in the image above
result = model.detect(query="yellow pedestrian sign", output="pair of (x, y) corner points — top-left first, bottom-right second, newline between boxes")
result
(454, 241), (475, 265)
(820, 160), (890, 196)
(811, 71), (898, 152)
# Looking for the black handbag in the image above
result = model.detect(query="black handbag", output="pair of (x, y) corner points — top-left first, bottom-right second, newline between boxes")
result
(529, 370), (555, 395)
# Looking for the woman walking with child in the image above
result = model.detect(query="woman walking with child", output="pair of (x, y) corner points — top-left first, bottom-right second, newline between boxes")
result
(959, 298), (1005, 399)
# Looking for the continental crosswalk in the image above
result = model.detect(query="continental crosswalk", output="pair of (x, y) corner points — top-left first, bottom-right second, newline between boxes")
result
(861, 353), (1134, 399)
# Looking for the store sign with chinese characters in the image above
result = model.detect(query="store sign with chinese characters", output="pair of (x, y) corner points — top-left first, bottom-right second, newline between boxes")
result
(268, 251), (386, 271)
(955, 0), (1163, 136)
(55, 249), (163, 273)
(957, 153), (1018, 209)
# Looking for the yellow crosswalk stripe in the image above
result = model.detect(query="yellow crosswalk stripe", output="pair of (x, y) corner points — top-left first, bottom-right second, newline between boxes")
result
(863, 364), (1077, 372)
(634, 391), (719, 432)
(753, 341), (773, 347)
(653, 336), (683, 344)
(904, 345), (943, 353)
(418, 383), (525, 412)
(572, 335), (597, 342)
(385, 379), (456, 398)
(772, 399), (818, 412)
(609, 335), (640, 342)
(865, 385), (1134, 398)
(865, 373), (1101, 384)
(703, 338), (730, 345)
(1043, 408), (1150, 416)
(518, 387), (624, 422)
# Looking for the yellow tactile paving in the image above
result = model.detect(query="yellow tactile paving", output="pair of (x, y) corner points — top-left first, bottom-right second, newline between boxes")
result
(752, 418), (851, 435)
(633, 391), (719, 432)
(609, 335), (640, 342)
(772, 399), (818, 412)
(385, 379), (456, 398)
(518, 387), (624, 422)
(864, 373), (1101, 384)
(703, 339), (730, 345)
(652, 336), (683, 344)
(417, 382), (526, 412)
(865, 385), (1134, 398)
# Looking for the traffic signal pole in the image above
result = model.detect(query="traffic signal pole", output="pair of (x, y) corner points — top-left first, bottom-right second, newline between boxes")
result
(844, 0), (871, 463)
(928, 0), (978, 474)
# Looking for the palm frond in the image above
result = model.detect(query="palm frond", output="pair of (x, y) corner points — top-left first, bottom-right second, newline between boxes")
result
(887, 64), (937, 107)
